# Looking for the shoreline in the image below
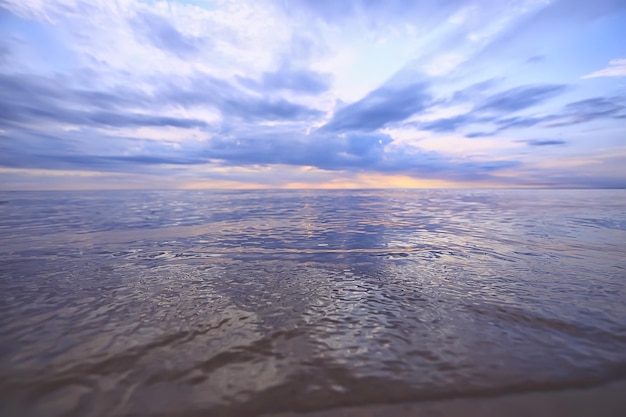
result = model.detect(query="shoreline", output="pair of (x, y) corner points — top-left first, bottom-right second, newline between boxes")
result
(267, 379), (626, 417)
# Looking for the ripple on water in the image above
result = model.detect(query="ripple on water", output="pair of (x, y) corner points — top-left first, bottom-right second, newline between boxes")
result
(0, 189), (625, 416)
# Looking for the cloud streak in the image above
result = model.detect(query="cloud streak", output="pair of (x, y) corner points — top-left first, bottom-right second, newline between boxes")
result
(322, 83), (431, 132)
(133, 11), (204, 58)
(581, 58), (626, 79)
(517, 139), (567, 146)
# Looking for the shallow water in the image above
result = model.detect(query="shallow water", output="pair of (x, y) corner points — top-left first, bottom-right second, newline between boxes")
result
(0, 189), (625, 416)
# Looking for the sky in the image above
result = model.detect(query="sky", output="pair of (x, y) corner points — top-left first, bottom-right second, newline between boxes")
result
(0, 0), (625, 190)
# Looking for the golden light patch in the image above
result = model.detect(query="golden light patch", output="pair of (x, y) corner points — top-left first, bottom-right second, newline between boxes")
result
(283, 173), (472, 189)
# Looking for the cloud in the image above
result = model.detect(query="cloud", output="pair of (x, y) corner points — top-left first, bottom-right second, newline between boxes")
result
(582, 59), (626, 79)
(133, 10), (204, 58)
(0, 41), (9, 65)
(467, 96), (625, 133)
(0, 73), (210, 129)
(1, 0), (625, 189)
(450, 78), (502, 102)
(198, 125), (521, 182)
(419, 82), (626, 136)
(0, 73), (150, 109)
(417, 83), (567, 133)
(205, 130), (392, 170)
(287, 0), (358, 23)
(517, 139), (567, 146)
(160, 74), (325, 122)
(0, 70), (325, 132)
(476, 84), (567, 113)
(53, 154), (208, 169)
(526, 55), (545, 64)
(206, 139), (521, 183)
(422, 53), (467, 76)
(545, 96), (626, 127)
(465, 131), (495, 138)
(285, 0), (480, 31)
(0, 122), (521, 185)
(237, 66), (332, 95)
(494, 115), (556, 130)
(486, 96), (626, 131)
(322, 82), (431, 132)
(0, 127), (209, 174)
(421, 114), (474, 132)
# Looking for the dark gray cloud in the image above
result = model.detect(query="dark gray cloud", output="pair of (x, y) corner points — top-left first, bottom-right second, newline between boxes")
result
(209, 133), (520, 182)
(0, 74), (208, 129)
(197, 125), (520, 182)
(237, 67), (332, 95)
(0, 70), (325, 131)
(0, 73), (150, 109)
(421, 114), (493, 133)
(421, 85), (625, 136)
(546, 96), (626, 127)
(0, 127), (209, 174)
(203, 129), (392, 170)
(465, 131), (496, 138)
(220, 97), (322, 122)
(416, 83), (567, 134)
(133, 11), (203, 58)
(1, 123), (520, 184)
(518, 139), (567, 146)
(495, 96), (626, 130)
(160, 74), (325, 122)
(322, 82), (431, 132)
(449, 78), (502, 103)
(494, 115), (557, 130)
(61, 154), (207, 166)
(476, 84), (567, 113)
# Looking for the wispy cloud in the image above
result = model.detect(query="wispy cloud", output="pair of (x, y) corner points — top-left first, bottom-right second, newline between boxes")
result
(132, 10), (205, 58)
(581, 58), (626, 79)
(517, 139), (567, 146)
(237, 67), (332, 95)
(476, 84), (568, 113)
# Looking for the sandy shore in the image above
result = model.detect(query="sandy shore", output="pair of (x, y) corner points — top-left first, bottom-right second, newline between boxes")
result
(266, 379), (626, 417)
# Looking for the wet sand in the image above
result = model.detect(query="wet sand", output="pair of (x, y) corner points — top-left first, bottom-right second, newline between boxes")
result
(268, 379), (626, 417)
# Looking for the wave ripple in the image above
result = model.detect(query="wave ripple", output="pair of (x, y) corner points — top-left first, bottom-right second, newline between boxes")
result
(1, 189), (625, 416)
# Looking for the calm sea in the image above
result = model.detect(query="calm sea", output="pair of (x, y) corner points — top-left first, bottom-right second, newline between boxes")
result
(0, 189), (625, 416)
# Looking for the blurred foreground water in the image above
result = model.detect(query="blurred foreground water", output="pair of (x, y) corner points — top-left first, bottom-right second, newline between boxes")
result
(0, 189), (625, 416)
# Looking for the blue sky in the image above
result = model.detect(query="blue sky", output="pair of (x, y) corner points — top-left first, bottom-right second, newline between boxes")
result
(1, 0), (625, 189)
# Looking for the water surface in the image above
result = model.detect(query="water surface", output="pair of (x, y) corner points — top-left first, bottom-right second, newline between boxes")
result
(0, 189), (625, 416)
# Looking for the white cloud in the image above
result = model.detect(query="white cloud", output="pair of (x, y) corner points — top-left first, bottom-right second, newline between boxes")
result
(581, 59), (626, 79)
(448, 5), (477, 25)
(422, 53), (467, 76)
(2, 0), (291, 79)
